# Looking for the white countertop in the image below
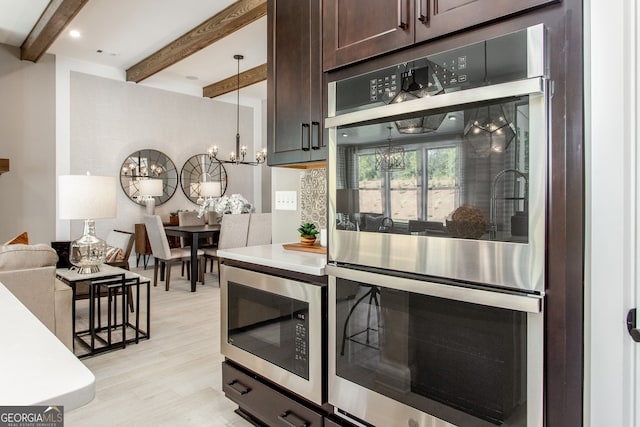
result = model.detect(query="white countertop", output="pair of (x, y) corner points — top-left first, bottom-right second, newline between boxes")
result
(217, 243), (327, 276)
(0, 283), (95, 410)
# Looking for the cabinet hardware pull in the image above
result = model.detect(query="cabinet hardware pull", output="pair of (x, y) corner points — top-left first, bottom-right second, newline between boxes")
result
(627, 308), (640, 342)
(418, 0), (429, 24)
(226, 380), (250, 395)
(311, 121), (320, 150)
(277, 410), (309, 427)
(397, 0), (408, 30)
(301, 123), (310, 151)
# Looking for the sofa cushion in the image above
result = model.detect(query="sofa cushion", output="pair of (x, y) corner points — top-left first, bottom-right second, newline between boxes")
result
(3, 232), (29, 245)
(0, 244), (58, 270)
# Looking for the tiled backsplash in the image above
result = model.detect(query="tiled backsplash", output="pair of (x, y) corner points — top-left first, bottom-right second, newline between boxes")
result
(300, 168), (326, 229)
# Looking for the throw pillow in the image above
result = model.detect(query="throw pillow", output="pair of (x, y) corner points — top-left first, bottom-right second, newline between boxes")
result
(3, 232), (29, 245)
(104, 246), (124, 262)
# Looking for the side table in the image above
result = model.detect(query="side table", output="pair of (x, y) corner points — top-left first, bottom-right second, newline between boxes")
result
(56, 265), (151, 358)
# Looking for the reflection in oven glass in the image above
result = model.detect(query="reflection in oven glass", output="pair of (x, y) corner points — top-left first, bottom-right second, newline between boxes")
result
(228, 282), (310, 379)
(335, 278), (528, 426)
(335, 97), (530, 243)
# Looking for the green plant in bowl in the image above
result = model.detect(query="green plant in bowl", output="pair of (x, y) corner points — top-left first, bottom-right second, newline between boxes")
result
(297, 222), (319, 245)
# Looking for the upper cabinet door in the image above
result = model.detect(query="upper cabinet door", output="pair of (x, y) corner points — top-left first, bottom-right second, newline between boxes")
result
(323, 0), (415, 71)
(415, 0), (559, 42)
(268, 0), (325, 166)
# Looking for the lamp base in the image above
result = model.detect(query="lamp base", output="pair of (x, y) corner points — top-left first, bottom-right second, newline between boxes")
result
(145, 198), (156, 215)
(70, 219), (107, 274)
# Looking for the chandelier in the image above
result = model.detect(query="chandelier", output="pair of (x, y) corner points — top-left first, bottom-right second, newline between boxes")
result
(375, 127), (405, 171)
(464, 103), (516, 156)
(208, 54), (267, 166)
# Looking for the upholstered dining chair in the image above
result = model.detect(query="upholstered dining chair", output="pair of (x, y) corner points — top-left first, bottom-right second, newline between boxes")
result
(203, 214), (250, 284)
(246, 213), (272, 246)
(143, 215), (205, 291)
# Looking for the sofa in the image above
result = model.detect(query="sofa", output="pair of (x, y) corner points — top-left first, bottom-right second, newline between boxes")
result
(0, 244), (73, 350)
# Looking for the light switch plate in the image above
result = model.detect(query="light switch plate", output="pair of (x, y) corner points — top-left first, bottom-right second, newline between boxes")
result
(275, 191), (297, 211)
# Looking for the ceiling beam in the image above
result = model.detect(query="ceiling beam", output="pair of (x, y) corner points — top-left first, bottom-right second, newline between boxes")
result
(203, 63), (267, 98)
(20, 0), (89, 62)
(126, 0), (267, 83)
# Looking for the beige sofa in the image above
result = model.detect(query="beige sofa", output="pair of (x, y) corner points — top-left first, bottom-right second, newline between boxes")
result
(0, 244), (73, 350)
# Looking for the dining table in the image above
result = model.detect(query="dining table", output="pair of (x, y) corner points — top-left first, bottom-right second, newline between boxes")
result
(164, 224), (220, 292)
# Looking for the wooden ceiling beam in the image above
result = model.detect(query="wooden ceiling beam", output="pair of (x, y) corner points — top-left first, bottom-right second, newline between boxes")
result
(203, 63), (267, 98)
(20, 0), (89, 62)
(126, 0), (266, 83)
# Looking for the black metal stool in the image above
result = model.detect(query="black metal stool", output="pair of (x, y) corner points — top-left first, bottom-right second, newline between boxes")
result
(340, 285), (381, 355)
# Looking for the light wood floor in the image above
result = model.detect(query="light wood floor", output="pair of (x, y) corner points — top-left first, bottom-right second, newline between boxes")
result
(65, 265), (252, 427)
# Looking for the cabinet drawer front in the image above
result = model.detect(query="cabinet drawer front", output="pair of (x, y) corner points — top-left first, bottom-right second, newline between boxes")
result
(222, 362), (324, 427)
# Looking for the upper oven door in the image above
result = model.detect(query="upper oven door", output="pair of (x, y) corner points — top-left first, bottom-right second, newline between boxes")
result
(220, 264), (324, 405)
(326, 25), (547, 294)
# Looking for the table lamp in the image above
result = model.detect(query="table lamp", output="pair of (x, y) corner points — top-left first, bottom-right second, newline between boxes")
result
(59, 174), (117, 274)
(201, 181), (221, 199)
(138, 178), (163, 215)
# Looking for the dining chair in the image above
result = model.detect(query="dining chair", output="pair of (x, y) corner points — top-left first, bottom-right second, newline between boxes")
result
(203, 214), (250, 284)
(105, 229), (135, 312)
(246, 213), (272, 246)
(144, 215), (205, 291)
(105, 230), (135, 270)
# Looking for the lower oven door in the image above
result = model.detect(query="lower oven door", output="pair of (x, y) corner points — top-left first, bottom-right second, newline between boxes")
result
(221, 264), (324, 405)
(327, 265), (543, 427)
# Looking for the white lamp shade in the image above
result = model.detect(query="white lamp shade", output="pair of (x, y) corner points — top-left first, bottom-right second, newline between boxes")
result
(59, 175), (117, 219)
(201, 181), (221, 198)
(138, 178), (163, 196)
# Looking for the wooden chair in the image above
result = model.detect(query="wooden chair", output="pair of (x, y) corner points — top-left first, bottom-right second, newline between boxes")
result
(203, 214), (250, 284)
(105, 230), (135, 270)
(144, 215), (205, 291)
(246, 213), (272, 246)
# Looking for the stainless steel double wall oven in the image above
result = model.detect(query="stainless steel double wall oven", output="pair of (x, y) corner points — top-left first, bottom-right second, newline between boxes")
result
(326, 25), (548, 427)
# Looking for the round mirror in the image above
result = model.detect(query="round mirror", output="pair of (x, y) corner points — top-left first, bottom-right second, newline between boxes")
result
(119, 149), (178, 206)
(180, 154), (228, 205)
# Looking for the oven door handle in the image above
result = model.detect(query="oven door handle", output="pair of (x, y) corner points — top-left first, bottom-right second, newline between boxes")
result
(327, 265), (542, 313)
(325, 77), (545, 128)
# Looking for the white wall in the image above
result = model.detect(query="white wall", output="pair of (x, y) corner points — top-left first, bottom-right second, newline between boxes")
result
(271, 167), (303, 243)
(68, 71), (257, 239)
(0, 48), (265, 245)
(0, 44), (56, 244)
(585, 0), (637, 426)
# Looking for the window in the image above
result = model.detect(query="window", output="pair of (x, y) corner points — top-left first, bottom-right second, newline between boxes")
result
(356, 144), (459, 223)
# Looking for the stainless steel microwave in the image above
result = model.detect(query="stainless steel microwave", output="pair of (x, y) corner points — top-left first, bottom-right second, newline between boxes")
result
(220, 264), (326, 405)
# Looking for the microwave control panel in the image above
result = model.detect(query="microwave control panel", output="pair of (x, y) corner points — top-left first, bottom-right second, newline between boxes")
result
(294, 312), (308, 374)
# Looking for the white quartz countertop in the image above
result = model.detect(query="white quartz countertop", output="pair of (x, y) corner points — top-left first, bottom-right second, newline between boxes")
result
(217, 243), (327, 276)
(0, 283), (95, 410)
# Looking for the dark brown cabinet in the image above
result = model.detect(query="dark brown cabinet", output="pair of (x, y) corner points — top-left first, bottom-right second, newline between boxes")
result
(222, 361), (325, 427)
(323, 0), (558, 70)
(267, 0), (326, 166)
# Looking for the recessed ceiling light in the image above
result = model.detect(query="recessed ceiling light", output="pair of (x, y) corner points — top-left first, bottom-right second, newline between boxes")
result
(448, 115), (457, 121)
(69, 30), (81, 39)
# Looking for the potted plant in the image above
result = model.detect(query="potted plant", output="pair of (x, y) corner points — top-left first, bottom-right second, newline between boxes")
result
(169, 210), (182, 225)
(297, 222), (319, 246)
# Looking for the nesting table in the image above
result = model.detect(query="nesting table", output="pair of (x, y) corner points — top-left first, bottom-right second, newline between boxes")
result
(56, 264), (150, 358)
